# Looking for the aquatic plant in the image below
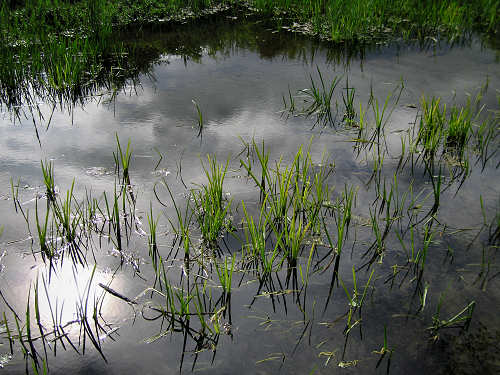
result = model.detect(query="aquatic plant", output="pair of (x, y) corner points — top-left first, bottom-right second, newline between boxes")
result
(373, 326), (393, 373)
(429, 297), (476, 339)
(35, 200), (53, 261)
(114, 135), (132, 186)
(192, 99), (204, 137)
(299, 68), (341, 127)
(192, 155), (232, 249)
(341, 76), (356, 124)
(322, 186), (355, 311)
(147, 203), (161, 288)
(338, 267), (375, 359)
(241, 198), (278, 277)
(214, 255), (235, 305)
(40, 160), (56, 203)
(159, 180), (193, 261)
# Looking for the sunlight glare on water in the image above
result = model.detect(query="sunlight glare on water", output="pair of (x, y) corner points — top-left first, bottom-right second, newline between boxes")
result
(36, 262), (113, 328)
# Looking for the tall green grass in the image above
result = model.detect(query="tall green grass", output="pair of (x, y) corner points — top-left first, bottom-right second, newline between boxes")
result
(407, 85), (497, 177)
(299, 68), (341, 127)
(248, 0), (499, 41)
(192, 155), (232, 249)
(4, 1), (498, 41)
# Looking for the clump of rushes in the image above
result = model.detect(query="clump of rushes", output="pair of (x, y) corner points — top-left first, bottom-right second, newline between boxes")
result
(267, 156), (295, 229)
(241, 198), (281, 281)
(395, 222), (434, 286)
(52, 180), (88, 265)
(241, 199), (267, 265)
(35, 199), (53, 261)
(445, 103), (473, 154)
(52, 180), (79, 243)
(299, 68), (341, 127)
(214, 255), (235, 308)
(412, 89), (492, 165)
(415, 96), (447, 159)
(261, 143), (314, 232)
(275, 200), (311, 289)
(368, 81), (404, 150)
(291, 141), (332, 234)
(307, 155), (334, 234)
(36, 161), (95, 265)
(342, 76), (356, 125)
(114, 134), (132, 186)
(41, 160), (57, 202)
(281, 86), (297, 119)
(474, 110), (499, 171)
(141, 278), (222, 371)
(192, 99), (204, 137)
(192, 155), (232, 249)
(429, 295), (475, 340)
(352, 82), (403, 155)
(100, 181), (126, 254)
(239, 138), (270, 203)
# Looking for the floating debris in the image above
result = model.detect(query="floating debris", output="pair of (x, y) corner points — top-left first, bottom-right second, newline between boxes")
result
(152, 168), (171, 177)
(0, 354), (13, 369)
(86, 167), (113, 177)
(107, 248), (143, 273)
(338, 360), (359, 368)
(222, 322), (232, 336)
(108, 247), (121, 258)
(0, 250), (6, 274)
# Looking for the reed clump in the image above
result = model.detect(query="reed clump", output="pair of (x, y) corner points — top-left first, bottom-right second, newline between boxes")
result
(192, 155), (233, 249)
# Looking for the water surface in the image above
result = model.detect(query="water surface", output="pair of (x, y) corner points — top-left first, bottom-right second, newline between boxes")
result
(0, 17), (499, 374)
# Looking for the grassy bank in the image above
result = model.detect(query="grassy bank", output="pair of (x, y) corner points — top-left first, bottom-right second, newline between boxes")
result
(2, 0), (499, 42)
(251, 0), (499, 41)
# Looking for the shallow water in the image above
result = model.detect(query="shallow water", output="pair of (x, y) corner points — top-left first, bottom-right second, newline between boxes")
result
(0, 17), (499, 374)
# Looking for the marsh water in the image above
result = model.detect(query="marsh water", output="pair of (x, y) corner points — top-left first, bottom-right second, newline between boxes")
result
(0, 16), (499, 374)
